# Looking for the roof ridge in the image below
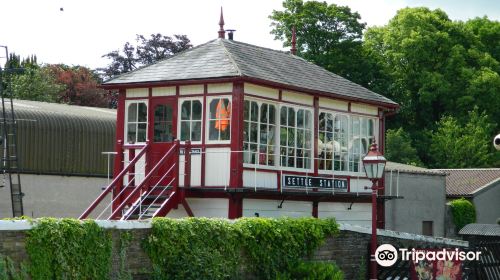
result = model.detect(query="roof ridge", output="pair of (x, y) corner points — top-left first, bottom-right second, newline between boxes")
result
(103, 39), (219, 84)
(219, 39), (243, 76)
(434, 168), (500, 171)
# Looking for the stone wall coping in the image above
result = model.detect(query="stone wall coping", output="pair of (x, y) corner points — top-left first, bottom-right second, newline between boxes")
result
(0, 220), (153, 231)
(0, 220), (468, 247)
(339, 223), (468, 247)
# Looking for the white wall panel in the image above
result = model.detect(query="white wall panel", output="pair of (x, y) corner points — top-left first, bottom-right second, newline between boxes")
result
(126, 88), (148, 98)
(318, 202), (371, 227)
(243, 170), (277, 189)
(244, 83), (279, 100)
(180, 84), (203, 95)
(205, 148), (231, 186)
(152, 87), (176, 97)
(349, 178), (372, 193)
(179, 151), (202, 187)
(186, 198), (228, 218)
(350, 103), (378, 116)
(207, 83), (232, 93)
(319, 98), (348, 111)
(282, 90), (313, 106)
(243, 199), (312, 218)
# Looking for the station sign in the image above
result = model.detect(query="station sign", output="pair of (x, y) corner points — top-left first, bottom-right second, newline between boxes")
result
(281, 175), (348, 191)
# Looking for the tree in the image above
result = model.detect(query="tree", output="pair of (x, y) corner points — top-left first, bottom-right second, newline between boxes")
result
(100, 33), (192, 79)
(385, 128), (423, 166)
(269, 0), (370, 84)
(48, 64), (109, 107)
(430, 108), (494, 168)
(363, 8), (500, 166)
(9, 67), (62, 102)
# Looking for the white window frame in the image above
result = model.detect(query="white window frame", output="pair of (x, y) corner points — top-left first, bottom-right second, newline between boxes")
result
(243, 97), (278, 168)
(178, 97), (203, 144)
(205, 96), (232, 144)
(124, 99), (148, 144)
(278, 104), (314, 172)
(317, 109), (378, 176)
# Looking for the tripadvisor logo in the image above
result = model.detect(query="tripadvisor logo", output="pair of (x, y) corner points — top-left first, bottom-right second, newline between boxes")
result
(375, 244), (482, 267)
(375, 244), (398, 267)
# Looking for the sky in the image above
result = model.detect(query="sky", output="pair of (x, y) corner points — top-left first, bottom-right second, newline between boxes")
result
(1, 0), (499, 70)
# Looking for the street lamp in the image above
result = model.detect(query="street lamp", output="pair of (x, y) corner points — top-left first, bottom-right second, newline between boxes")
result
(362, 141), (386, 280)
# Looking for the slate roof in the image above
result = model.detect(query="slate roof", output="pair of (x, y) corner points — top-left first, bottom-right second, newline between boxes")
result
(459, 223), (500, 236)
(385, 161), (445, 176)
(104, 39), (397, 107)
(434, 169), (500, 196)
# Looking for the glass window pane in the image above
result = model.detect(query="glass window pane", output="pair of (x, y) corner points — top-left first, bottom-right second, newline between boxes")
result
(326, 113), (333, 132)
(297, 129), (304, 148)
(244, 101), (249, 121)
(210, 99), (218, 120)
(220, 123), (230, 140)
(260, 124), (267, 144)
(268, 125), (275, 145)
(209, 120), (218, 140)
(268, 146), (275, 165)
(138, 103), (147, 122)
(288, 108), (295, 126)
(319, 112), (326, 131)
(127, 124), (136, 143)
(250, 123), (258, 143)
(250, 101), (258, 122)
(181, 101), (191, 120)
(260, 103), (268, 123)
(192, 121), (201, 141)
(244, 122), (249, 142)
(181, 121), (190, 141)
(305, 111), (312, 129)
(280, 107), (287, 125)
(137, 123), (147, 142)
(297, 109), (304, 128)
(192, 101), (202, 120)
(287, 128), (295, 146)
(128, 103), (137, 122)
(280, 127), (287, 146)
(269, 105), (276, 125)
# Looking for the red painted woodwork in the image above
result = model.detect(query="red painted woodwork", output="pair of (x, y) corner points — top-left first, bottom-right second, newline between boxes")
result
(148, 97), (177, 187)
(228, 82), (244, 218)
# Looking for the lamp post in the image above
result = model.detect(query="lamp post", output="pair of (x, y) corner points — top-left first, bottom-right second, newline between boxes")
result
(362, 141), (386, 280)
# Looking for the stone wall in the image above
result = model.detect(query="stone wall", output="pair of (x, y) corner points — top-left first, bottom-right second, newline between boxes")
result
(0, 220), (468, 280)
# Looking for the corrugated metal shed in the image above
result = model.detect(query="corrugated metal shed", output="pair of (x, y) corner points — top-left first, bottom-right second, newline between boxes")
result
(459, 223), (500, 236)
(4, 99), (116, 176)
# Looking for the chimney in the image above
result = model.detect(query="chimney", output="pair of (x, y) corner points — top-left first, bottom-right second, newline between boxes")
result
(227, 29), (236, 40)
(218, 7), (225, 39)
(291, 26), (297, 55)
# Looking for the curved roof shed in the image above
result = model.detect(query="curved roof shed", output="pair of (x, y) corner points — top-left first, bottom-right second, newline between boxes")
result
(4, 100), (116, 177)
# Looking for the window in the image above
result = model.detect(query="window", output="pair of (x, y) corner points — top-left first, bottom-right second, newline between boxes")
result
(126, 101), (147, 143)
(334, 115), (349, 171)
(318, 112), (376, 173)
(208, 97), (231, 142)
(180, 100), (202, 142)
(153, 104), (173, 142)
(318, 112), (334, 170)
(422, 221), (433, 236)
(280, 106), (312, 169)
(243, 100), (276, 165)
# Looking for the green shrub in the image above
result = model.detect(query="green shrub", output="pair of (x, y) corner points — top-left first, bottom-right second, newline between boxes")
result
(25, 218), (112, 280)
(0, 255), (29, 280)
(277, 261), (344, 280)
(450, 198), (476, 231)
(143, 217), (339, 280)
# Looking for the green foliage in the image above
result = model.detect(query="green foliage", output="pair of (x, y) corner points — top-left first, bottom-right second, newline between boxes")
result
(385, 128), (423, 166)
(0, 255), (29, 280)
(9, 67), (63, 102)
(363, 7), (500, 167)
(356, 256), (366, 280)
(143, 217), (339, 280)
(276, 261), (344, 280)
(450, 198), (476, 231)
(430, 108), (494, 168)
(269, 0), (370, 85)
(25, 218), (112, 280)
(118, 231), (133, 280)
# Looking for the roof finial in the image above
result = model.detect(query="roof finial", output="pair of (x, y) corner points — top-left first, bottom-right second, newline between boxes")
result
(218, 7), (226, 39)
(291, 26), (297, 55)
